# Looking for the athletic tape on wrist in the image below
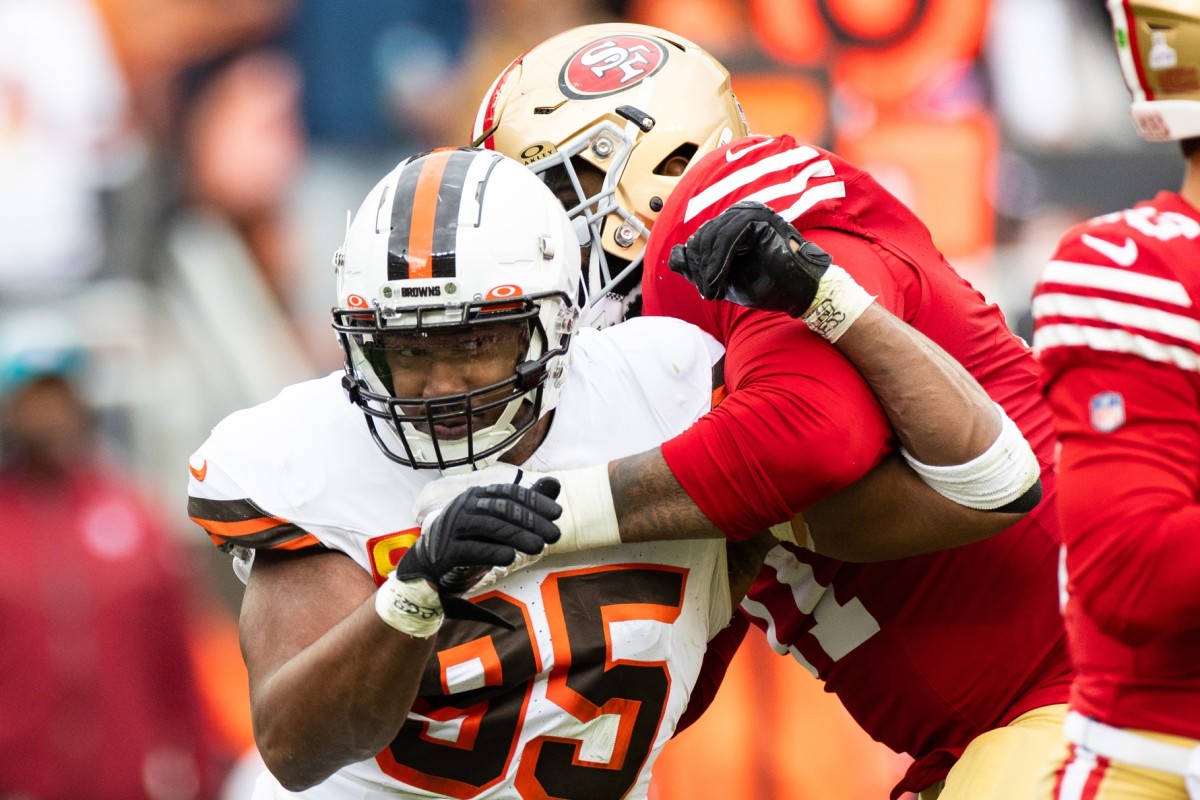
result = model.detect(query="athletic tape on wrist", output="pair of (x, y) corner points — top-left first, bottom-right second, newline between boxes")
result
(802, 263), (876, 343)
(542, 463), (622, 556)
(375, 573), (444, 638)
(901, 403), (1041, 510)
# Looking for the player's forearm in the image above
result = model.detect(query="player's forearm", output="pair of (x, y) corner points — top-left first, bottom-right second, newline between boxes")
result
(801, 453), (1025, 561)
(252, 601), (434, 791)
(610, 448), (726, 542)
(833, 304), (997, 466)
(537, 448), (724, 554)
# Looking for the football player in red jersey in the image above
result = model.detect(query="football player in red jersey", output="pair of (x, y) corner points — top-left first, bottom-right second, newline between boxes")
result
(1031, 3), (1200, 798)
(440, 22), (1074, 800)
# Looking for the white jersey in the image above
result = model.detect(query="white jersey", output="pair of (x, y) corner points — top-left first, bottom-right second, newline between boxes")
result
(187, 317), (730, 800)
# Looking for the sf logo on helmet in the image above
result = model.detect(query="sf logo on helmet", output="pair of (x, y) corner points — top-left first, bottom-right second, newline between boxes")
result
(559, 35), (668, 99)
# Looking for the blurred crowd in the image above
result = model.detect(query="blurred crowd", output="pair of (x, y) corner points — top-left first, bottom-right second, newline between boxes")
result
(0, 0), (1181, 798)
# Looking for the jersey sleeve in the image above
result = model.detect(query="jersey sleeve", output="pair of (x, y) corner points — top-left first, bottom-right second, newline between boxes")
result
(186, 441), (322, 556)
(1034, 209), (1200, 644)
(645, 136), (934, 540)
(185, 386), (335, 557)
(661, 307), (893, 540)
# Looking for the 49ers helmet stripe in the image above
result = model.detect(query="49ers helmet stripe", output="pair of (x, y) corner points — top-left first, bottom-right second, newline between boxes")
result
(1113, 1), (1154, 100)
(387, 148), (476, 281)
(474, 54), (526, 150)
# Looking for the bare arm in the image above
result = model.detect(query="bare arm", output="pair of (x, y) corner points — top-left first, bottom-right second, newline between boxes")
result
(611, 447), (1022, 560)
(240, 549), (435, 791)
(832, 303), (999, 466)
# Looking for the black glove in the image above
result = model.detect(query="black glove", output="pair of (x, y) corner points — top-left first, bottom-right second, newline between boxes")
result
(395, 478), (562, 628)
(667, 201), (833, 318)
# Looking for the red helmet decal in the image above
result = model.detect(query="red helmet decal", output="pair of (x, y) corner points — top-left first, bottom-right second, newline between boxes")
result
(559, 35), (669, 100)
(485, 284), (522, 299)
(346, 294), (369, 308)
(484, 284), (523, 313)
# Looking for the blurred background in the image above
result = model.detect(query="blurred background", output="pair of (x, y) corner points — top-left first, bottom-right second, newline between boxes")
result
(0, 0), (1178, 797)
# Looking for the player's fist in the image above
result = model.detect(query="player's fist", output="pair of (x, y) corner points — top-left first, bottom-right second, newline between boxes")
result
(396, 480), (562, 597)
(667, 201), (833, 318)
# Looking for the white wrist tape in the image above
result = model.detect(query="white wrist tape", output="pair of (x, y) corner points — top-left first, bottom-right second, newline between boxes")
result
(901, 403), (1040, 510)
(542, 464), (623, 556)
(375, 574), (444, 638)
(769, 516), (816, 550)
(802, 263), (876, 343)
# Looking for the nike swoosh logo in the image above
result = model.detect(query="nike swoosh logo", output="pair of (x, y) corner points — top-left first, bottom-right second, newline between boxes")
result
(726, 136), (775, 162)
(189, 457), (207, 482)
(1081, 233), (1138, 267)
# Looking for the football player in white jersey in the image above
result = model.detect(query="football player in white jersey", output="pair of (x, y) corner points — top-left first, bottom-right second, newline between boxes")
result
(188, 146), (1024, 799)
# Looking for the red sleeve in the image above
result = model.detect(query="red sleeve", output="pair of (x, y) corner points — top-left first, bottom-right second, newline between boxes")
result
(804, 229), (910, 315)
(1048, 357), (1200, 644)
(674, 608), (750, 734)
(661, 303), (893, 540)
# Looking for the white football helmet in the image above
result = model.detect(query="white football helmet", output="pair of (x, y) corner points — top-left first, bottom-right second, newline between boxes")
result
(472, 23), (748, 324)
(332, 147), (581, 472)
(1110, 0), (1200, 140)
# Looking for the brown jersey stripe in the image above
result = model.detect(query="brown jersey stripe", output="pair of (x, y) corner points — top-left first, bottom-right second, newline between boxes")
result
(206, 527), (321, 554)
(198, 519), (316, 551)
(188, 495), (314, 550)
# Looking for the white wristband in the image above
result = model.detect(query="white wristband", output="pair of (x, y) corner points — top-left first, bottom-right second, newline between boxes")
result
(802, 263), (876, 343)
(375, 573), (444, 638)
(542, 464), (623, 556)
(901, 403), (1041, 510)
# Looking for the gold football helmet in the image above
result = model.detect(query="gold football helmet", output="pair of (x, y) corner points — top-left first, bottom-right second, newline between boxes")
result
(1110, 0), (1200, 140)
(471, 23), (748, 323)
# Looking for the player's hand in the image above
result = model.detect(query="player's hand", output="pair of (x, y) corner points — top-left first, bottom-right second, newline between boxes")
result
(397, 480), (562, 597)
(412, 463), (524, 527)
(667, 201), (833, 318)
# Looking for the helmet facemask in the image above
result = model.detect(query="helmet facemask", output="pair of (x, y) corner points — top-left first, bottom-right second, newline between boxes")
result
(334, 296), (569, 472)
(523, 117), (652, 325)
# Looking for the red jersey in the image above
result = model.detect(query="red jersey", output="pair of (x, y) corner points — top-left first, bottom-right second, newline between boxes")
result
(643, 135), (1071, 796)
(1032, 191), (1200, 740)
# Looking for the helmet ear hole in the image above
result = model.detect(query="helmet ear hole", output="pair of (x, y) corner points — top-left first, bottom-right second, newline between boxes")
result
(654, 143), (698, 177)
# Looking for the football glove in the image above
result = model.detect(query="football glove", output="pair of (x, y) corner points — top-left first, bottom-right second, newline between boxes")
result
(667, 200), (833, 318)
(395, 479), (562, 628)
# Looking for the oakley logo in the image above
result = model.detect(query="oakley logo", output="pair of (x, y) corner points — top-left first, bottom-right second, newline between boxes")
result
(560, 35), (667, 99)
(1081, 234), (1138, 267)
(401, 286), (442, 298)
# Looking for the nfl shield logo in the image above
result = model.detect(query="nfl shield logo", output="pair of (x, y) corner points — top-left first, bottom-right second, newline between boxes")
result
(1089, 391), (1126, 433)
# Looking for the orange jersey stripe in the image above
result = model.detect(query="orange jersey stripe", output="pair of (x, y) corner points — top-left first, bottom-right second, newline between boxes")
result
(190, 514), (289, 538)
(406, 149), (454, 279)
(205, 530), (321, 551)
